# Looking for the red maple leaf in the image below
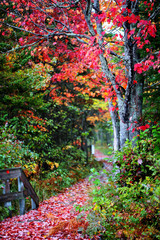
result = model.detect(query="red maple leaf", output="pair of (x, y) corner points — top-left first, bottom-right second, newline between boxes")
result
(139, 124), (150, 131)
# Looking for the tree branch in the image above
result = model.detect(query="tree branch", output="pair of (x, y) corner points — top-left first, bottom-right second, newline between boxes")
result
(140, 51), (160, 63)
(80, 0), (95, 36)
(1, 21), (44, 37)
(0, 41), (41, 54)
(148, 4), (160, 21)
(109, 50), (125, 60)
(144, 81), (160, 90)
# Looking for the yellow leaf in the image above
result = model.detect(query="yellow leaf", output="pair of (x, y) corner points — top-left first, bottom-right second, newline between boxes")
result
(93, 204), (98, 211)
(54, 162), (59, 168)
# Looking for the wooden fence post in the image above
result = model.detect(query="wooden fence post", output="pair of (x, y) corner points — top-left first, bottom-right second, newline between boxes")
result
(91, 144), (95, 155)
(31, 198), (36, 210)
(18, 177), (25, 215)
(0, 168), (39, 216)
(3, 180), (12, 217)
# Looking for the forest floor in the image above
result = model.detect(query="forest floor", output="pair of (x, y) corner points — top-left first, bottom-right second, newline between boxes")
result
(0, 150), (113, 240)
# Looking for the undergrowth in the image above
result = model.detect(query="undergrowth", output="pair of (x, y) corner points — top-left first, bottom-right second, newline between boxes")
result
(31, 156), (103, 202)
(0, 150), (102, 220)
(77, 126), (160, 240)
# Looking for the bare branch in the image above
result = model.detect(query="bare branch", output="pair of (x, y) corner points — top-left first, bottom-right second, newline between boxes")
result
(148, 4), (160, 21)
(0, 40), (41, 54)
(144, 81), (160, 90)
(140, 51), (160, 63)
(109, 50), (125, 60)
(1, 21), (44, 37)
(79, 0), (95, 36)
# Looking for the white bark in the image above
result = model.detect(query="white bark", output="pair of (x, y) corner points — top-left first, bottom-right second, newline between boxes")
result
(108, 101), (120, 151)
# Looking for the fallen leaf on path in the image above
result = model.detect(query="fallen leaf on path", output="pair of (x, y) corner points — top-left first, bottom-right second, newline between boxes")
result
(0, 179), (92, 239)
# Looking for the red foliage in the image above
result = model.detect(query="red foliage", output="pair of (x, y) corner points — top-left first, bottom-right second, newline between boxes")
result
(138, 124), (150, 131)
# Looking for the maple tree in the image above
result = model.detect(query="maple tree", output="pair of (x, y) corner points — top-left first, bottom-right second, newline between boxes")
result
(0, 21), (99, 159)
(140, 1), (160, 124)
(1, 1), (159, 234)
(0, 0), (160, 150)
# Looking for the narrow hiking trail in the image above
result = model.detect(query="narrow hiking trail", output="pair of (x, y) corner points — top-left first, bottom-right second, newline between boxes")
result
(94, 149), (108, 161)
(94, 149), (113, 173)
(0, 179), (92, 240)
(0, 151), (113, 240)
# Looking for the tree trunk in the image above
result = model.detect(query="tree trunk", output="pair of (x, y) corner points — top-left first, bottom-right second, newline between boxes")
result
(129, 40), (144, 141)
(93, 0), (143, 149)
(129, 79), (144, 141)
(117, 97), (129, 148)
(108, 101), (120, 151)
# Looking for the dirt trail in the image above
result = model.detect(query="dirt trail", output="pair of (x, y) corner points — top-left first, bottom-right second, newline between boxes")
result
(94, 149), (109, 161)
(0, 179), (92, 240)
(94, 149), (113, 171)
(0, 150), (113, 240)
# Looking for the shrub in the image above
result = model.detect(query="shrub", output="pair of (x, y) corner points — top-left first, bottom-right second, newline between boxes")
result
(115, 125), (160, 186)
(0, 125), (38, 173)
(85, 177), (160, 239)
(83, 125), (160, 239)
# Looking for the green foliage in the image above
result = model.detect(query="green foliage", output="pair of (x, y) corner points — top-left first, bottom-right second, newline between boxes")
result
(86, 177), (160, 239)
(0, 63), (49, 125)
(83, 126), (160, 239)
(139, 0), (160, 124)
(0, 125), (38, 171)
(31, 156), (102, 202)
(115, 126), (160, 186)
(0, 51), (94, 167)
(143, 70), (160, 123)
(0, 206), (10, 221)
(0, 51), (90, 170)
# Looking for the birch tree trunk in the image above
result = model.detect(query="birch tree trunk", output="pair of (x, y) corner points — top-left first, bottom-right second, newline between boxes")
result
(118, 97), (130, 148)
(122, 0), (143, 142)
(129, 78), (144, 141)
(85, 0), (143, 149)
(108, 101), (120, 151)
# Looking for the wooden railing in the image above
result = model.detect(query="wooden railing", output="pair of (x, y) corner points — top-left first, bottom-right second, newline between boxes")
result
(0, 167), (39, 216)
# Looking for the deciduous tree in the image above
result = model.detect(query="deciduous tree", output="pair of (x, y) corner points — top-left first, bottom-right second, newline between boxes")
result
(0, 0), (159, 149)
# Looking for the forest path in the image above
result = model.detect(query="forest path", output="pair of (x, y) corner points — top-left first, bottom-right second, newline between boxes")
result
(0, 150), (113, 240)
(94, 149), (113, 173)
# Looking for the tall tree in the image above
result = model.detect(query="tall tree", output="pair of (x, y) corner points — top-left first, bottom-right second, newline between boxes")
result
(0, 0), (159, 149)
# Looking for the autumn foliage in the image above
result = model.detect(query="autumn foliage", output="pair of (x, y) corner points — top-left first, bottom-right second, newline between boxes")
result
(0, 0), (160, 239)
(1, 0), (159, 149)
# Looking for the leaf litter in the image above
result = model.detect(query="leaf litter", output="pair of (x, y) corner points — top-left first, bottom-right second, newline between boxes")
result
(0, 152), (111, 240)
(0, 179), (96, 240)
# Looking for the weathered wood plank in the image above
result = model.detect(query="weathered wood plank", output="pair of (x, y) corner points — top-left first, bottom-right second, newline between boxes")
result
(3, 180), (12, 217)
(20, 170), (39, 207)
(18, 177), (25, 215)
(0, 168), (22, 180)
(0, 190), (28, 203)
(31, 199), (37, 210)
(0, 167), (39, 215)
